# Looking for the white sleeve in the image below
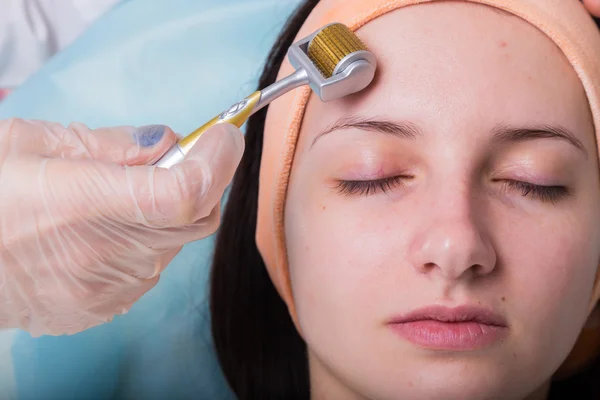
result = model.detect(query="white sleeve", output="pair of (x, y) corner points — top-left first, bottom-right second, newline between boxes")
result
(0, 0), (122, 88)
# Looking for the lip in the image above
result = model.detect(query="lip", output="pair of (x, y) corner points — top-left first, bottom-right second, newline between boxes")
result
(387, 305), (508, 351)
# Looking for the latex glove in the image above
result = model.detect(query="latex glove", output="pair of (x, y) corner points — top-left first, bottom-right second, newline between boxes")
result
(0, 118), (244, 336)
(584, 0), (600, 17)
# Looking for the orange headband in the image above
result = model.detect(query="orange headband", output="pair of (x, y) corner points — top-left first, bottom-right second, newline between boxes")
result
(255, 0), (600, 375)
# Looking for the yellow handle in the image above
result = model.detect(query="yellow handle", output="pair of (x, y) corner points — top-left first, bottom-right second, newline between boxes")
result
(177, 90), (261, 153)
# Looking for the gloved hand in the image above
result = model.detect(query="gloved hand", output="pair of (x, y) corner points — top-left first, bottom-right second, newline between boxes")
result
(0, 118), (244, 336)
(584, 0), (600, 17)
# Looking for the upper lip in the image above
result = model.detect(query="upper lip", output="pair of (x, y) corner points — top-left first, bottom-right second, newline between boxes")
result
(388, 305), (507, 327)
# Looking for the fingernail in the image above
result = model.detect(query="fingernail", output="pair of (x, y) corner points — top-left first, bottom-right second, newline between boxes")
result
(132, 125), (166, 147)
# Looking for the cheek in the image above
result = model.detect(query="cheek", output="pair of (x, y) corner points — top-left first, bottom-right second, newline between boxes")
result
(488, 204), (600, 364)
(284, 185), (397, 336)
(497, 208), (599, 313)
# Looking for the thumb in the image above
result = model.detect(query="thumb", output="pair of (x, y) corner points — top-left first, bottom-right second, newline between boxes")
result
(70, 123), (179, 166)
(73, 122), (245, 228)
(3, 118), (178, 166)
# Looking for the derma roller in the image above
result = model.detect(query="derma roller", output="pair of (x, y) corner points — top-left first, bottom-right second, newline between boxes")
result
(153, 23), (377, 168)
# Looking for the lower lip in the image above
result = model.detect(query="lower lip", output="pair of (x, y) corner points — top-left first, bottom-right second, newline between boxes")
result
(389, 320), (507, 351)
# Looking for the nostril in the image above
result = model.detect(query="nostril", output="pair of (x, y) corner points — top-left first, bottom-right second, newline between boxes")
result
(422, 262), (437, 271)
(471, 264), (490, 276)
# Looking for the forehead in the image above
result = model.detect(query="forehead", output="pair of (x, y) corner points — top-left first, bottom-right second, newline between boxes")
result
(294, 2), (593, 149)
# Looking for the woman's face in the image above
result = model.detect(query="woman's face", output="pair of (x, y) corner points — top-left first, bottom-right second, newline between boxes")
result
(282, 2), (600, 400)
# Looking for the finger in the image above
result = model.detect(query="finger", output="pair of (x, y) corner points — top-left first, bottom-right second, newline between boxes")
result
(134, 123), (244, 228)
(584, 0), (600, 16)
(2, 118), (178, 165)
(42, 122), (244, 229)
(131, 204), (222, 251)
(71, 123), (179, 165)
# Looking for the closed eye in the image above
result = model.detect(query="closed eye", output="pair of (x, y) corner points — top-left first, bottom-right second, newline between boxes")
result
(336, 176), (408, 196)
(500, 180), (569, 203)
(335, 176), (569, 204)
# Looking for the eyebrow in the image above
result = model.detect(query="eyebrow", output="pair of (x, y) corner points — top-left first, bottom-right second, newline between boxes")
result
(311, 116), (422, 148)
(491, 124), (587, 157)
(311, 116), (587, 157)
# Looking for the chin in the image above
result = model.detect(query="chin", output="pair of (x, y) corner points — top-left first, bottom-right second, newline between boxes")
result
(342, 357), (542, 400)
(377, 362), (542, 400)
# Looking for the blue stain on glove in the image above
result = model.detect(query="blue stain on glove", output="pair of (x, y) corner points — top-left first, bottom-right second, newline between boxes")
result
(133, 125), (166, 147)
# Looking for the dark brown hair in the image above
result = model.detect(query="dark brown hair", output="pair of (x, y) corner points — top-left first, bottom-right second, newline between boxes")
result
(209, 1), (600, 399)
(210, 2), (317, 399)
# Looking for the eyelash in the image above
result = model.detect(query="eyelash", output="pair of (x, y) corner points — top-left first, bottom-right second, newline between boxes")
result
(335, 176), (569, 203)
(500, 180), (569, 203)
(335, 176), (408, 196)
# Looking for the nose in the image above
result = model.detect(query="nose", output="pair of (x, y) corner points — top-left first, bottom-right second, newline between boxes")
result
(409, 199), (497, 282)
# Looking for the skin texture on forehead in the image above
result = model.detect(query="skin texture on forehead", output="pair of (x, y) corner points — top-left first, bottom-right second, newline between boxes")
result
(279, 2), (600, 400)
(296, 3), (595, 150)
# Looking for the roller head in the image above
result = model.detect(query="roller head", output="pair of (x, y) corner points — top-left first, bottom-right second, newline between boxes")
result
(308, 23), (370, 78)
(288, 22), (378, 102)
